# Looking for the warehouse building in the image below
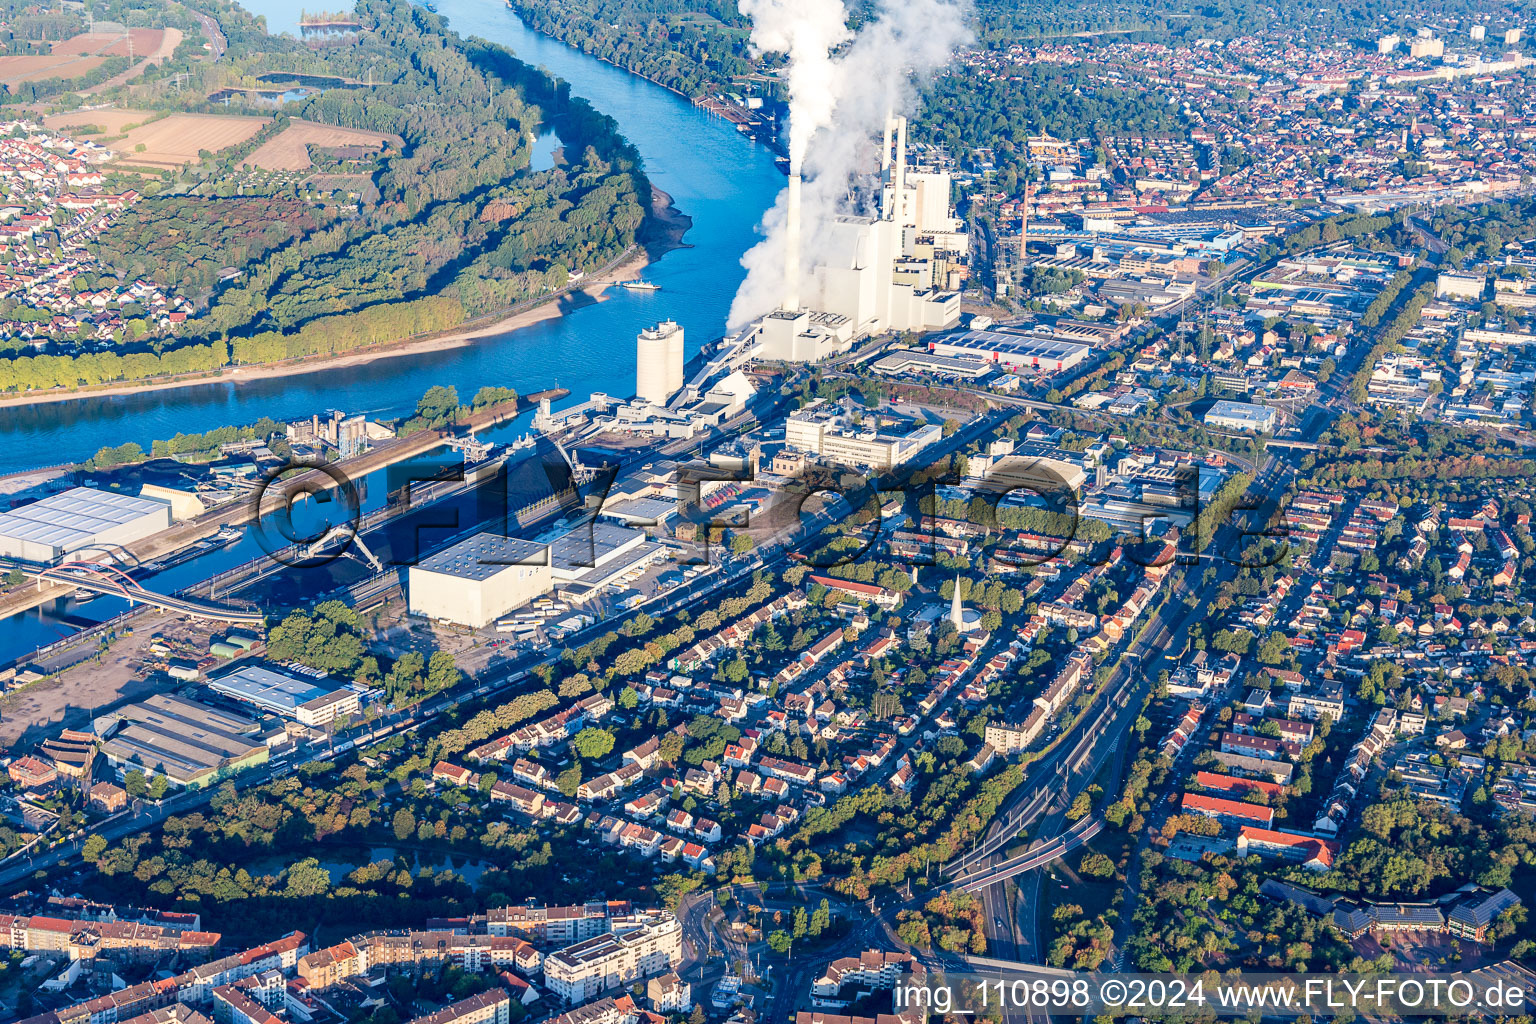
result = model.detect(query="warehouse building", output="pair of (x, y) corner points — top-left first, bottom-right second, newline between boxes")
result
(870, 350), (992, 380)
(206, 663), (366, 728)
(550, 522), (658, 586)
(138, 483), (207, 521)
(1204, 399), (1277, 433)
(94, 694), (270, 790)
(0, 487), (171, 563)
(409, 533), (554, 629)
(926, 328), (1091, 375)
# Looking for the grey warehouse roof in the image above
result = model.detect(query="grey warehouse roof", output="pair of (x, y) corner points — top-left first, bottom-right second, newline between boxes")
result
(207, 664), (341, 713)
(0, 486), (169, 553)
(416, 532), (549, 581)
(933, 328), (1092, 361)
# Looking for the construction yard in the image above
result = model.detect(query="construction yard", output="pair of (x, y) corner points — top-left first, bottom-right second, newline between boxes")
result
(0, 613), (216, 749)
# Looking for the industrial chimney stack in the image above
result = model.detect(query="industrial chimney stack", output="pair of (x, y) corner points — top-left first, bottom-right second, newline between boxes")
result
(784, 170), (802, 311)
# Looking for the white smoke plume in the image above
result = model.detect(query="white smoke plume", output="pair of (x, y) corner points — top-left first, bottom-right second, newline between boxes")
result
(728, 0), (972, 329)
(737, 0), (851, 174)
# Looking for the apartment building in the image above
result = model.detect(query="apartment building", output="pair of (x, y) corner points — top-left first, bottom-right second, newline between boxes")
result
(486, 902), (630, 946)
(13, 932), (309, 1024)
(1287, 689), (1345, 722)
(0, 913), (220, 964)
(295, 941), (363, 991)
(407, 990), (512, 1024)
(983, 708), (1046, 754)
(210, 986), (280, 1024)
(552, 995), (639, 1024)
(646, 973), (691, 1013)
(542, 919), (682, 1004)
(812, 951), (924, 1008)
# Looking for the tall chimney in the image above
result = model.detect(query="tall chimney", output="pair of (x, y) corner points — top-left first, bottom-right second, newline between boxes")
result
(881, 113), (892, 173)
(784, 171), (802, 311)
(1020, 178), (1030, 260)
(893, 116), (907, 228)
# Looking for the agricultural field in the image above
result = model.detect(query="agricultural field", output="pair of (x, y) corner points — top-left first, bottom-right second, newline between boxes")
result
(244, 118), (397, 171)
(113, 114), (267, 167)
(0, 53), (103, 85)
(43, 107), (159, 136)
(52, 28), (165, 57)
(47, 111), (268, 168)
(0, 28), (166, 86)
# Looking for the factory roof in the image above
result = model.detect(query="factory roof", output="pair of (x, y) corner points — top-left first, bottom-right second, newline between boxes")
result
(872, 350), (993, 378)
(548, 522), (646, 575)
(1206, 399), (1276, 425)
(207, 664), (350, 715)
(0, 486), (169, 554)
(931, 328), (1092, 362)
(600, 497), (677, 525)
(415, 533), (549, 582)
(97, 695), (264, 782)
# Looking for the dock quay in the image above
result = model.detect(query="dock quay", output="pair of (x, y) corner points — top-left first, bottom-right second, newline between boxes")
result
(0, 388), (567, 625)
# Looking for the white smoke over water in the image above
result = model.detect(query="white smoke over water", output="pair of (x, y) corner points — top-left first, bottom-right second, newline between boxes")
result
(728, 0), (972, 329)
(737, 0), (851, 174)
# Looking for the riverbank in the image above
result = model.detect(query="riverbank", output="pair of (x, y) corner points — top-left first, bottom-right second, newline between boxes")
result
(0, 186), (690, 411)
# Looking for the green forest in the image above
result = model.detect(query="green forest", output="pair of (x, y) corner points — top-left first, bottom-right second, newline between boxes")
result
(912, 62), (1186, 191)
(506, 0), (760, 99)
(0, 0), (650, 395)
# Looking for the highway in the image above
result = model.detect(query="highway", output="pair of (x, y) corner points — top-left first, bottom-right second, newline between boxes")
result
(949, 815), (1103, 892)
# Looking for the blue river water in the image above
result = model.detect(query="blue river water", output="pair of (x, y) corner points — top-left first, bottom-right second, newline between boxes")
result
(0, 0), (782, 476)
(0, 0), (781, 661)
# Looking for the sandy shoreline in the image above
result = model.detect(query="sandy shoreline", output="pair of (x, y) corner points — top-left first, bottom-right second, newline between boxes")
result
(0, 187), (690, 410)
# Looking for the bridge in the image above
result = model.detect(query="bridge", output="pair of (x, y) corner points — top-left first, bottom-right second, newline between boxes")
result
(944, 815), (1103, 893)
(19, 560), (264, 624)
(302, 525), (383, 571)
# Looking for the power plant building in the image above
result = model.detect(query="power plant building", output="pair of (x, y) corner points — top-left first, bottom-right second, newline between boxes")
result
(408, 533), (554, 629)
(757, 115), (963, 361)
(0, 487), (172, 563)
(635, 321), (685, 405)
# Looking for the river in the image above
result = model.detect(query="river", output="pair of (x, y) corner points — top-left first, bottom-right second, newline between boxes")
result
(0, 0), (782, 476)
(0, 0), (781, 661)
